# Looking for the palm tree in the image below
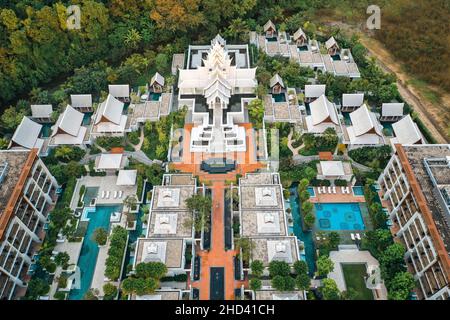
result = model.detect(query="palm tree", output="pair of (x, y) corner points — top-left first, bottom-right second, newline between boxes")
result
(124, 28), (142, 49)
(225, 18), (249, 42)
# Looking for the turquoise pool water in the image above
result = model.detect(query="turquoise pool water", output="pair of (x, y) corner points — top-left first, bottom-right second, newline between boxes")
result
(41, 124), (52, 138)
(290, 186), (315, 276)
(68, 205), (121, 300)
(82, 113), (93, 126)
(314, 203), (366, 231)
(307, 187), (315, 197)
(381, 122), (394, 136)
(272, 93), (286, 102)
(352, 186), (364, 196)
(149, 92), (162, 101)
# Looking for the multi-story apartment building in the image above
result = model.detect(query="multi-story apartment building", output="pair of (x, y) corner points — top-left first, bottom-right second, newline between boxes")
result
(0, 149), (59, 300)
(377, 144), (450, 300)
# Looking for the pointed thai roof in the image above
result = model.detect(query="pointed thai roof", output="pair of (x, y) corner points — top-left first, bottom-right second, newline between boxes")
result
(53, 105), (84, 137)
(269, 74), (285, 88)
(108, 84), (130, 98)
(263, 20), (276, 32)
(391, 114), (423, 145)
(204, 76), (232, 106)
(211, 34), (226, 46)
(95, 94), (125, 125)
(31, 104), (53, 118)
(325, 36), (339, 50)
(71, 94), (93, 109)
(11, 117), (42, 149)
(309, 94), (338, 125)
(342, 93), (364, 107)
(150, 72), (165, 87)
(293, 27), (306, 41)
(349, 104), (382, 136)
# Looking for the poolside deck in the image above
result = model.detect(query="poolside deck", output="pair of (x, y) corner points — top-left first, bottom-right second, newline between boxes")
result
(309, 186), (366, 203)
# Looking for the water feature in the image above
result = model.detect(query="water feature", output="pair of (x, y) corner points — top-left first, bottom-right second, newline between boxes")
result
(68, 205), (121, 300)
(289, 185), (315, 276)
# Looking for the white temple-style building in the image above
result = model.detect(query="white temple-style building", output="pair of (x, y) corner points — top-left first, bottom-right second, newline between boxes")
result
(177, 35), (258, 153)
(345, 104), (385, 147)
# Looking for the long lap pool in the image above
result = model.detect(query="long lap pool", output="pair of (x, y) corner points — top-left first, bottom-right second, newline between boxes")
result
(68, 205), (121, 300)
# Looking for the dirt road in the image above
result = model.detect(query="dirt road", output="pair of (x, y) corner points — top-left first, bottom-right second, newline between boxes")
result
(359, 37), (449, 144)
(322, 20), (449, 143)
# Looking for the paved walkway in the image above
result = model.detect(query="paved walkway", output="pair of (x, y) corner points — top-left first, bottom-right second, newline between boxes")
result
(191, 182), (239, 299)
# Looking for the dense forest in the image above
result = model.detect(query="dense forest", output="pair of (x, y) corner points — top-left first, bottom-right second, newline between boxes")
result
(0, 0), (448, 115)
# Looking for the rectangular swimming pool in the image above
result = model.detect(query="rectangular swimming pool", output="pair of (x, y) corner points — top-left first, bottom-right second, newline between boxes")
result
(314, 203), (366, 231)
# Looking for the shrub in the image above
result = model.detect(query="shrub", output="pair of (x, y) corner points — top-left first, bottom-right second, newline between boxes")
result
(334, 179), (348, 187)
(128, 131), (140, 145)
(268, 260), (291, 277)
(53, 291), (66, 300)
(92, 227), (108, 246)
(250, 260), (264, 278)
(250, 278), (262, 291)
(103, 283), (118, 300)
(104, 226), (128, 281)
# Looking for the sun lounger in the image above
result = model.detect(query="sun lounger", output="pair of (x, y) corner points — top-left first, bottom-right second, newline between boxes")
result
(346, 187), (350, 194)
(118, 190), (123, 198)
(105, 191), (110, 199)
(351, 233), (355, 241)
(332, 186), (336, 194)
(101, 190), (105, 199)
(355, 233), (361, 240)
(318, 187), (322, 194)
(328, 187), (332, 193)
(113, 191), (118, 199)
(341, 187), (346, 193)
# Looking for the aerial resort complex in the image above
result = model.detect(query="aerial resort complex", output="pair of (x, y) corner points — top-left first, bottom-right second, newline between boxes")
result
(0, 1), (448, 305)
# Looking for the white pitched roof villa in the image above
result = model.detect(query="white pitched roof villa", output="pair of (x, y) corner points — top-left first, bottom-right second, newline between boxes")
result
(316, 161), (353, 182)
(305, 84), (326, 101)
(92, 94), (127, 136)
(70, 94), (93, 112)
(341, 93), (364, 111)
(30, 104), (53, 122)
(95, 153), (128, 171)
(305, 94), (339, 133)
(9, 117), (44, 153)
(390, 114), (424, 146)
(380, 102), (404, 121)
(50, 105), (87, 146)
(108, 84), (130, 100)
(346, 104), (384, 146)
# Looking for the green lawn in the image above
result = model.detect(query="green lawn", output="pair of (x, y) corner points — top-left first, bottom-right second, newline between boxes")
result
(341, 263), (374, 300)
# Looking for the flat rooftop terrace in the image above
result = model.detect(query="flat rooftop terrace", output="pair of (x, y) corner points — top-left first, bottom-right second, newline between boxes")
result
(0, 150), (30, 215)
(402, 145), (450, 255)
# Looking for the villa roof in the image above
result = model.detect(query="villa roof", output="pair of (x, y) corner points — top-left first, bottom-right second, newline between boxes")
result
(349, 104), (382, 137)
(31, 104), (53, 118)
(320, 161), (345, 177)
(150, 72), (165, 87)
(309, 94), (338, 125)
(108, 84), (130, 98)
(71, 94), (93, 109)
(263, 20), (276, 32)
(293, 27), (306, 41)
(325, 36), (339, 50)
(269, 74), (285, 88)
(53, 105), (84, 137)
(95, 153), (125, 170)
(116, 170), (137, 186)
(391, 114), (423, 145)
(11, 117), (42, 149)
(95, 94), (125, 125)
(342, 93), (364, 107)
(381, 102), (404, 117)
(305, 84), (326, 98)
